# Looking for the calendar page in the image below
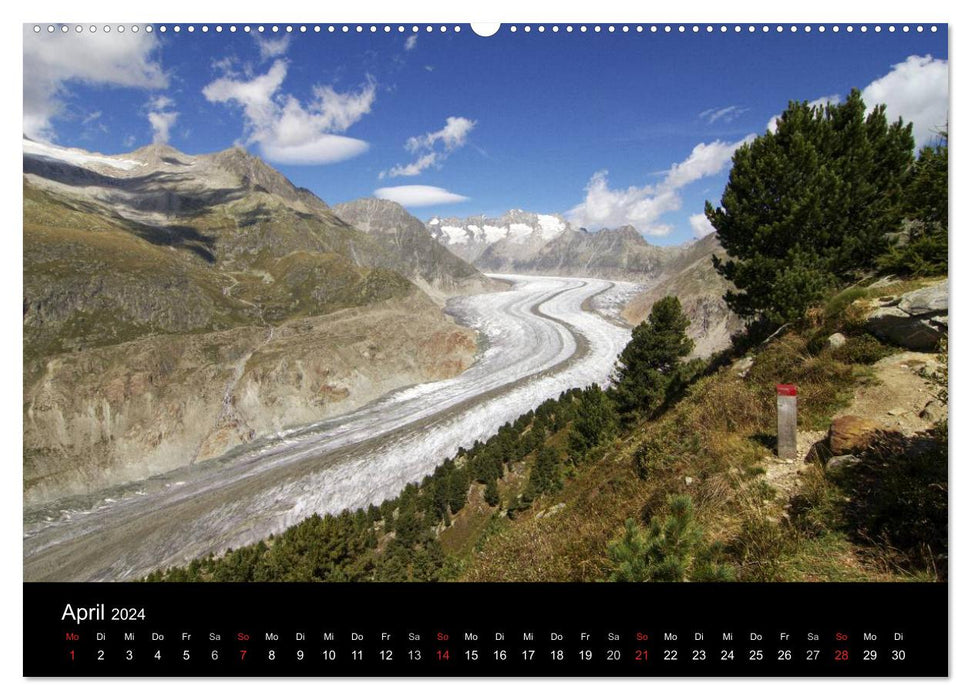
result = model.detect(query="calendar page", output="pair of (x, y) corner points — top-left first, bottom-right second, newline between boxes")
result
(22, 19), (948, 678)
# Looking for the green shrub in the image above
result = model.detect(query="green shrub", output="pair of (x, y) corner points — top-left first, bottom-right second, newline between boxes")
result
(823, 287), (870, 320)
(607, 495), (734, 582)
(831, 334), (894, 365)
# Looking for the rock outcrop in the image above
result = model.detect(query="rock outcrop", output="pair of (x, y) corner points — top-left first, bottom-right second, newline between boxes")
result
(865, 280), (948, 351)
(24, 292), (476, 505)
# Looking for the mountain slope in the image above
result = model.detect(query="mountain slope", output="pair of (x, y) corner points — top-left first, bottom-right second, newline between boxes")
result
(622, 233), (745, 358)
(24, 139), (486, 299)
(23, 140), (480, 504)
(333, 198), (504, 302)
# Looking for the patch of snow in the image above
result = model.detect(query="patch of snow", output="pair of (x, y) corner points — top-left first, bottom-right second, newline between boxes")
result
(483, 225), (508, 243)
(23, 138), (144, 171)
(537, 214), (566, 241)
(440, 225), (469, 245)
(508, 223), (534, 240)
(428, 217), (440, 226)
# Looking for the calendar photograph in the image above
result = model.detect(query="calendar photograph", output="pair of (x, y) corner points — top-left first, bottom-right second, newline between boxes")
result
(23, 22), (948, 598)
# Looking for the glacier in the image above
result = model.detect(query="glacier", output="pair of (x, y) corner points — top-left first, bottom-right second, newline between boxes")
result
(23, 275), (641, 581)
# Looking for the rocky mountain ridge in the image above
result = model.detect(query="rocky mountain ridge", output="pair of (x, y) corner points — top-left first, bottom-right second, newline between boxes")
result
(426, 210), (680, 280)
(23, 139), (483, 504)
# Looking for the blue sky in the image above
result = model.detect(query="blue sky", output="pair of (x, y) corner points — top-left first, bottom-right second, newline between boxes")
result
(24, 24), (948, 243)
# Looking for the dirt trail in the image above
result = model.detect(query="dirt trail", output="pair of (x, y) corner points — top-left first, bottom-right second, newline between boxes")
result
(761, 351), (941, 499)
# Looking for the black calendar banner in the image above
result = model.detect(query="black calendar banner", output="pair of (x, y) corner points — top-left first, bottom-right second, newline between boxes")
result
(24, 582), (947, 677)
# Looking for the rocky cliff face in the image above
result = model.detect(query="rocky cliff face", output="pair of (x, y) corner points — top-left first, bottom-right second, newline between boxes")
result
(23, 139), (480, 505)
(24, 291), (475, 505)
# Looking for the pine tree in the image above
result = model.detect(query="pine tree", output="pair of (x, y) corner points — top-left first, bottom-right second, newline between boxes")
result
(524, 446), (562, 502)
(484, 477), (501, 507)
(605, 518), (653, 582)
(706, 89), (914, 323)
(568, 384), (618, 456)
(880, 131), (948, 276)
(447, 469), (469, 513)
(612, 296), (693, 417)
(607, 495), (734, 582)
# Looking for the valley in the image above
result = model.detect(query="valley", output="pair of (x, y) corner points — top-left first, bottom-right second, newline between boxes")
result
(23, 275), (640, 582)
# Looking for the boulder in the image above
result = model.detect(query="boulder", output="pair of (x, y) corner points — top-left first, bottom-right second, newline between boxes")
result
(899, 283), (948, 316)
(805, 438), (832, 464)
(865, 281), (947, 351)
(827, 332), (847, 349)
(920, 398), (947, 424)
(828, 415), (881, 455)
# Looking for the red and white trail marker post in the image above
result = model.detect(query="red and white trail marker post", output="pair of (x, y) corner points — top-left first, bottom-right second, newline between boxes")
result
(776, 384), (798, 460)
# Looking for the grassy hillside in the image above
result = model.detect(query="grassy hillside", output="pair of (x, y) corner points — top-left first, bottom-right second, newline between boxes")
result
(23, 182), (414, 382)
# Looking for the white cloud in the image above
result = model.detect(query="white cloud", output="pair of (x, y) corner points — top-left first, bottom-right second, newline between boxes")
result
(148, 95), (174, 111)
(381, 116), (476, 178)
(374, 185), (469, 207)
(568, 136), (753, 235)
(261, 136), (369, 164)
(23, 25), (168, 140)
(862, 55), (948, 144)
(146, 95), (178, 143)
(148, 110), (178, 144)
(765, 55), (948, 144)
(406, 116), (476, 152)
(699, 105), (748, 124)
(382, 152), (440, 178)
(255, 33), (291, 60)
(203, 59), (375, 165)
(405, 35), (418, 51)
(665, 138), (751, 189)
(211, 56), (237, 75)
(203, 60), (288, 127)
(568, 171), (680, 236)
(689, 213), (715, 238)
